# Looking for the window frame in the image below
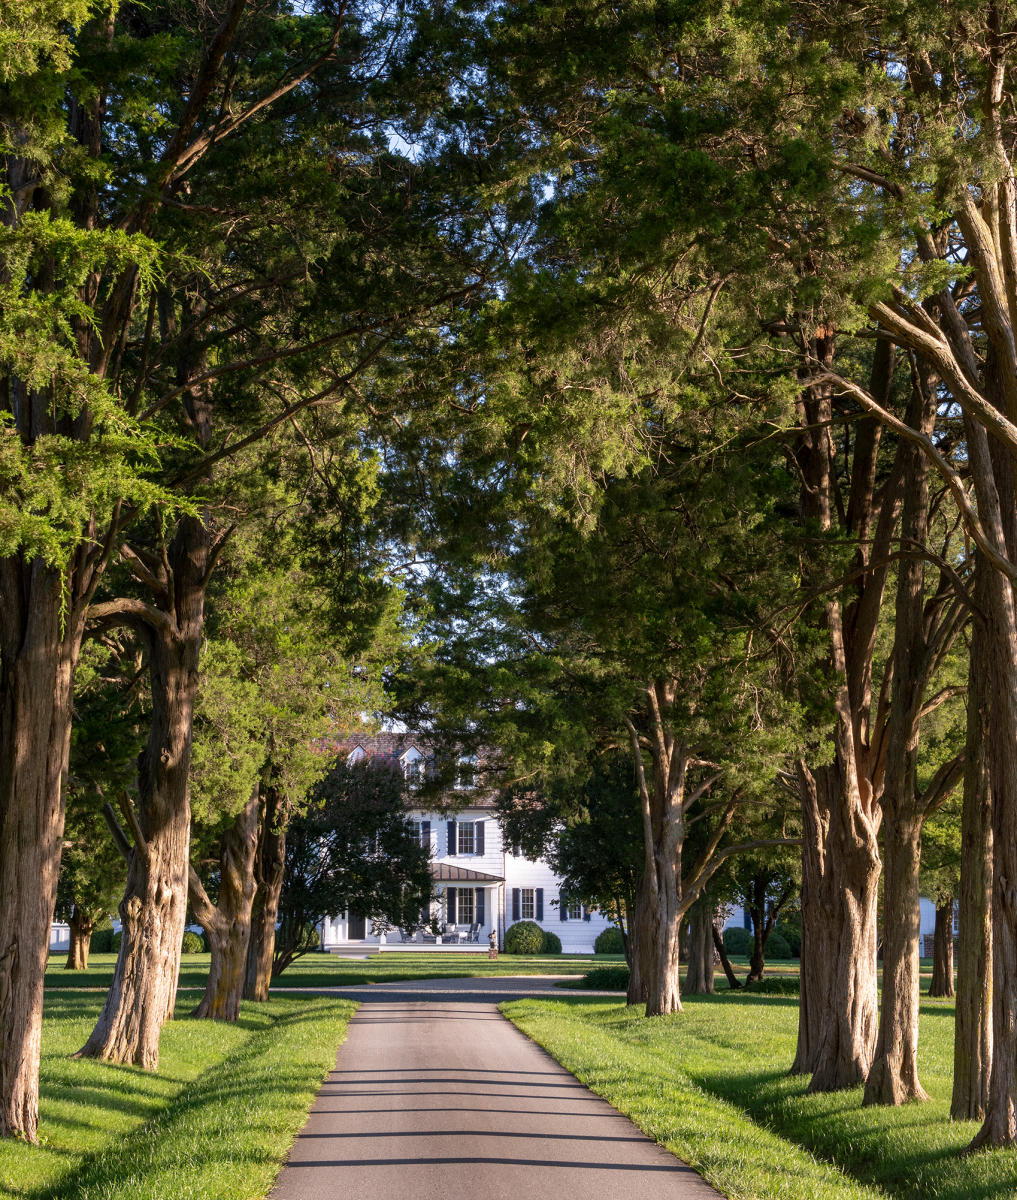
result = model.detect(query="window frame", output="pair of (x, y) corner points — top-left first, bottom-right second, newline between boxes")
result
(567, 898), (582, 921)
(520, 888), (535, 920)
(457, 822), (475, 855)
(457, 888), (474, 925)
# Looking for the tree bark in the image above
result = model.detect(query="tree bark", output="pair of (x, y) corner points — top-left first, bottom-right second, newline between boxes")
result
(929, 903), (955, 998)
(683, 896), (714, 995)
(746, 874), (769, 984)
(794, 759), (881, 1092)
(952, 581), (992, 1120)
(244, 787), (287, 1002)
(625, 873), (649, 1006)
(64, 907), (95, 971)
(712, 922), (742, 989)
(77, 516), (209, 1067)
(0, 561), (83, 1140)
(864, 815), (928, 1103)
(191, 789), (260, 1021)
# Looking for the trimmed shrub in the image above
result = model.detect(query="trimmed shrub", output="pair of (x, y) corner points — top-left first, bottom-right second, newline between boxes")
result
(541, 929), (562, 954)
(90, 927), (114, 953)
(181, 931), (204, 954)
(723, 926), (752, 956)
(505, 920), (544, 955)
(774, 921), (801, 956)
(593, 926), (625, 955)
(581, 964), (630, 991)
(111, 930), (122, 953)
(765, 930), (792, 960)
(742, 975), (799, 995)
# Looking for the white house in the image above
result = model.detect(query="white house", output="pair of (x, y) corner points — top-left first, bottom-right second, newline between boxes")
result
(318, 733), (615, 954)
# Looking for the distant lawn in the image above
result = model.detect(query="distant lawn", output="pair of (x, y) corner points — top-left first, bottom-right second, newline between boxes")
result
(502, 992), (1017, 1200)
(0, 992), (355, 1200)
(45, 951), (612, 992)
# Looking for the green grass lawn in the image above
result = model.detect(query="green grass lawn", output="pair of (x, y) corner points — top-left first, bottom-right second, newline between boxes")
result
(502, 992), (1017, 1200)
(0, 992), (356, 1200)
(45, 950), (611, 992)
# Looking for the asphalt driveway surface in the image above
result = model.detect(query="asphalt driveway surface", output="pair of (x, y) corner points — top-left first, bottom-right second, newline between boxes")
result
(269, 975), (722, 1200)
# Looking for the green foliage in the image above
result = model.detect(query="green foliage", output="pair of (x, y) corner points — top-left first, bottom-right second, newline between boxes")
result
(504, 921), (545, 955)
(581, 964), (630, 991)
(723, 926), (753, 957)
(774, 921), (802, 957)
(179, 931), (203, 954)
(594, 926), (625, 955)
(541, 929), (562, 955)
(766, 931), (792, 960)
(274, 758), (431, 976)
(111, 930), (122, 953)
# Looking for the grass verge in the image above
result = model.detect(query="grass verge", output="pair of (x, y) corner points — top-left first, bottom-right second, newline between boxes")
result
(45, 951), (613, 992)
(0, 993), (356, 1200)
(502, 993), (1017, 1200)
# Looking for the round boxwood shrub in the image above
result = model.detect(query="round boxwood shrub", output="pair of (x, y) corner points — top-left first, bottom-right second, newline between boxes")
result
(181, 930), (204, 954)
(505, 920), (544, 955)
(765, 930), (792, 960)
(723, 926), (752, 956)
(774, 921), (801, 956)
(594, 926), (625, 955)
(541, 929), (562, 954)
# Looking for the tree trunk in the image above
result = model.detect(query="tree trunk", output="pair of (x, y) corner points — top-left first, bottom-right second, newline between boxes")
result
(952, 583), (993, 1120)
(625, 873), (649, 1006)
(244, 787), (287, 1002)
(969, 423), (1017, 1150)
(78, 515), (208, 1068)
(191, 790), (260, 1021)
(65, 907), (95, 971)
(794, 759), (880, 1092)
(713, 922), (742, 989)
(0, 561), (82, 1140)
(929, 904), (954, 998)
(747, 875), (768, 984)
(683, 896), (714, 995)
(864, 815), (928, 1103)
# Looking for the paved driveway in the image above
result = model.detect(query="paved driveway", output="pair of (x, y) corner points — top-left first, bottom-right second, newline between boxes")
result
(269, 975), (722, 1200)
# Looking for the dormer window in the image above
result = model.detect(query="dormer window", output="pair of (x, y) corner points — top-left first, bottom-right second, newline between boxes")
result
(455, 756), (478, 790)
(401, 747), (425, 787)
(347, 745), (367, 766)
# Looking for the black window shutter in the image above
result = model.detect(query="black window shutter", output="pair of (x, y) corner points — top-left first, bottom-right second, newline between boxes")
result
(536, 888), (544, 921)
(446, 888), (456, 924)
(447, 820), (457, 856)
(421, 819), (431, 849)
(559, 892), (568, 922)
(476, 888), (485, 925)
(512, 888), (520, 922)
(475, 820), (485, 855)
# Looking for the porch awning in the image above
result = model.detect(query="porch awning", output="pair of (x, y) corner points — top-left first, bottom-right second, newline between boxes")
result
(429, 863), (503, 884)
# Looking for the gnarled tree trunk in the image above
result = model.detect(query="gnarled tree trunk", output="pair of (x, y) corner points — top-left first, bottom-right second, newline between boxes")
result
(683, 896), (714, 995)
(191, 789), (260, 1021)
(795, 757), (880, 1092)
(0, 564), (81, 1139)
(65, 907), (95, 971)
(952, 581), (992, 1120)
(929, 904), (955, 999)
(78, 515), (208, 1068)
(244, 787), (287, 1002)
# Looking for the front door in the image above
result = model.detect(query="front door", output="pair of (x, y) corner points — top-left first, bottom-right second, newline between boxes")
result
(348, 912), (366, 939)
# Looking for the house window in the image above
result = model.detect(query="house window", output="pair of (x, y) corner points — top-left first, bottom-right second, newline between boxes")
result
(457, 822), (475, 855)
(412, 818), (431, 849)
(456, 758), (477, 789)
(567, 898), (582, 921)
(457, 888), (474, 925)
(520, 888), (535, 920)
(404, 755), (425, 787)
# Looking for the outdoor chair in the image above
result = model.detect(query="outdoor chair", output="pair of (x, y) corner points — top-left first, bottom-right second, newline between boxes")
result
(468, 923), (481, 943)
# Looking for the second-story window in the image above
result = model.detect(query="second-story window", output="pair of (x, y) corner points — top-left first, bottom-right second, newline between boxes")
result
(457, 822), (475, 855)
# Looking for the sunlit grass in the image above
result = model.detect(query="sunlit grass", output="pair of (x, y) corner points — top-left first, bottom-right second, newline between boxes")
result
(45, 951), (611, 992)
(502, 992), (1017, 1200)
(0, 993), (355, 1200)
